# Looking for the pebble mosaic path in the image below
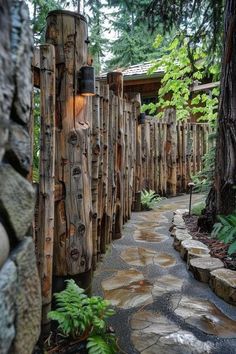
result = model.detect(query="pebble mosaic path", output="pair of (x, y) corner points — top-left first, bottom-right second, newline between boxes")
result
(92, 195), (236, 354)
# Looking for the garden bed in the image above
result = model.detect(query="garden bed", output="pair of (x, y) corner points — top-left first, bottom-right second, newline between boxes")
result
(183, 214), (236, 271)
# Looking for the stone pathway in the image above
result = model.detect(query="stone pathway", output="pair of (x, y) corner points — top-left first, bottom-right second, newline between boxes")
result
(92, 195), (236, 354)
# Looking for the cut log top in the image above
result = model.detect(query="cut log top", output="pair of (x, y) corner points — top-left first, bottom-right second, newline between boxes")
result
(47, 9), (87, 23)
(107, 72), (123, 97)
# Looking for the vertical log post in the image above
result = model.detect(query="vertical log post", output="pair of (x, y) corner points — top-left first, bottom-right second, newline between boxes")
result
(91, 81), (100, 269)
(46, 10), (92, 289)
(165, 108), (177, 196)
(102, 85), (110, 245)
(182, 122), (187, 191)
(133, 94), (142, 211)
(107, 72), (124, 239)
(37, 44), (56, 329)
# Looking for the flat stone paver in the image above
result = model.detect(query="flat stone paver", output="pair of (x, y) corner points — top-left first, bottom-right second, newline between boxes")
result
(120, 247), (176, 268)
(92, 195), (236, 354)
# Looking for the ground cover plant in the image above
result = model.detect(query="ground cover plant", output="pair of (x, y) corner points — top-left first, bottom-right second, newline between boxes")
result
(48, 280), (117, 354)
(141, 189), (162, 210)
(212, 212), (236, 256)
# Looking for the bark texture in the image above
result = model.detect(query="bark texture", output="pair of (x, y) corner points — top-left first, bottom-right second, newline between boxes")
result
(205, 0), (236, 222)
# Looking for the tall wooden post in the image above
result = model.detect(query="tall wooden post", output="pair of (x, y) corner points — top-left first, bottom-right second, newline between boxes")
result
(91, 81), (100, 269)
(37, 44), (56, 328)
(133, 94), (142, 211)
(45, 10), (93, 286)
(165, 108), (177, 196)
(107, 72), (124, 239)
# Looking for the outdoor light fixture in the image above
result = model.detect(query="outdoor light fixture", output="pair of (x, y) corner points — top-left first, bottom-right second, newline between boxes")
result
(77, 65), (95, 96)
(188, 182), (195, 216)
(138, 112), (146, 124)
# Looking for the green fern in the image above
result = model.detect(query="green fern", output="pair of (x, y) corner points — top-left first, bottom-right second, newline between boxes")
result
(87, 334), (117, 354)
(141, 189), (162, 210)
(212, 212), (236, 255)
(48, 280), (117, 351)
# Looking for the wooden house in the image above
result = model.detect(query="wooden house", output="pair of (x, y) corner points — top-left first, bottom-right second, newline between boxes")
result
(100, 62), (164, 104)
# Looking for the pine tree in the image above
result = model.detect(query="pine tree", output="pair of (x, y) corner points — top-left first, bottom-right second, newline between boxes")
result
(85, 0), (107, 74)
(105, 0), (161, 70)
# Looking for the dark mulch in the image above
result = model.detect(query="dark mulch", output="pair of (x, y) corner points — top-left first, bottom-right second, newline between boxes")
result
(183, 214), (236, 271)
(34, 332), (87, 354)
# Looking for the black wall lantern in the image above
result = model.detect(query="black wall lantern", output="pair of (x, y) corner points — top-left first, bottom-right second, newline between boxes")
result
(138, 112), (146, 124)
(77, 65), (95, 96)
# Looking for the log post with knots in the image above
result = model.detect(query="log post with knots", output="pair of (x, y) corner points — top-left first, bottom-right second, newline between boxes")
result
(45, 10), (93, 290)
(37, 44), (56, 329)
(107, 72), (124, 239)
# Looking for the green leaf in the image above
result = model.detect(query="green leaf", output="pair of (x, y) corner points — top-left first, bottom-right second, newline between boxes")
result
(228, 241), (236, 255)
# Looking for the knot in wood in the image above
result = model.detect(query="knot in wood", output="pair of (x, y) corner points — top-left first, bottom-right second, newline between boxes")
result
(93, 144), (100, 155)
(68, 132), (78, 145)
(78, 223), (86, 236)
(73, 167), (81, 176)
(71, 249), (80, 261)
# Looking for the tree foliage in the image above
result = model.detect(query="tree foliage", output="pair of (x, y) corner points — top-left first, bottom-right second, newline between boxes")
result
(142, 36), (220, 122)
(105, 0), (161, 70)
(85, 0), (107, 74)
(144, 0), (225, 61)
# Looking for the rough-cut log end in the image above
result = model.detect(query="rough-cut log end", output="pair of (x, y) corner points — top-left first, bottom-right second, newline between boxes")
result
(189, 257), (224, 283)
(107, 72), (123, 97)
(47, 9), (87, 23)
(210, 269), (236, 305)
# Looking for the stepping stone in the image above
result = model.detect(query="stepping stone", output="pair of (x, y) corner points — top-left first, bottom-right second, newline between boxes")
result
(131, 310), (213, 353)
(189, 257), (224, 283)
(180, 239), (209, 261)
(173, 295), (236, 338)
(133, 222), (160, 229)
(101, 269), (153, 309)
(152, 274), (184, 297)
(210, 268), (236, 305)
(120, 247), (176, 268)
(133, 229), (167, 243)
(173, 230), (192, 251)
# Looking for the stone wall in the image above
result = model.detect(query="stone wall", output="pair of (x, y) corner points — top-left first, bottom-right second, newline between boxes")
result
(0, 1), (41, 353)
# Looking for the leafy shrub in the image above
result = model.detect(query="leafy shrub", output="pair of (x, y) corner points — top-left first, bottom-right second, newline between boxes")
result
(48, 279), (117, 354)
(141, 189), (162, 210)
(192, 201), (206, 216)
(212, 212), (236, 255)
(192, 134), (216, 194)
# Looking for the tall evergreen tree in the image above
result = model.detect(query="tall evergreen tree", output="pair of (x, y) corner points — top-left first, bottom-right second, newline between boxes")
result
(85, 0), (107, 74)
(145, 0), (236, 223)
(105, 0), (161, 70)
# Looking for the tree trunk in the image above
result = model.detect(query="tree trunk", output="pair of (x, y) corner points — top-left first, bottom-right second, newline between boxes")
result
(204, 0), (236, 226)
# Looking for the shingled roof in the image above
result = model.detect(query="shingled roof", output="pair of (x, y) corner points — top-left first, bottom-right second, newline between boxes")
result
(100, 61), (164, 80)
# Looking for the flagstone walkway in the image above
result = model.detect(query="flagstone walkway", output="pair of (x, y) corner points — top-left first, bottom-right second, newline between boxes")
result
(92, 195), (236, 354)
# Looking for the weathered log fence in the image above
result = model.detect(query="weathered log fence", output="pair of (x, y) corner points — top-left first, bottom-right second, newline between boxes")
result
(31, 10), (212, 327)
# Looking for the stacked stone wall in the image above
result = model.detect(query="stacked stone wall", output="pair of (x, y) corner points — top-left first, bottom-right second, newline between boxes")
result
(0, 1), (41, 353)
